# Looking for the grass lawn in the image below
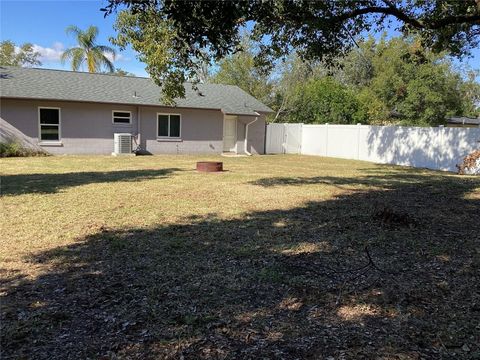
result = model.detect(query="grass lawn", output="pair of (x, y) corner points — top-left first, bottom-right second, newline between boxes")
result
(1, 155), (479, 359)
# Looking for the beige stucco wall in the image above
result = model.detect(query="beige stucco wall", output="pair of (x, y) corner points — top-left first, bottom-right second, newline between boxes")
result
(235, 115), (266, 155)
(139, 106), (223, 154)
(0, 98), (137, 154)
(0, 98), (266, 155)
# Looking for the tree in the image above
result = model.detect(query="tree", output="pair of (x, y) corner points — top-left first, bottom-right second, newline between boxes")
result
(61, 25), (116, 73)
(111, 9), (189, 104)
(274, 36), (474, 126)
(103, 0), (480, 100)
(319, 35), (471, 126)
(364, 37), (465, 125)
(288, 77), (366, 124)
(0, 40), (41, 67)
(459, 69), (480, 117)
(209, 36), (273, 108)
(271, 54), (328, 122)
(335, 36), (376, 88)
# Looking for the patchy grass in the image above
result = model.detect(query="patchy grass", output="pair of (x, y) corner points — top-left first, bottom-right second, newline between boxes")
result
(1, 155), (479, 359)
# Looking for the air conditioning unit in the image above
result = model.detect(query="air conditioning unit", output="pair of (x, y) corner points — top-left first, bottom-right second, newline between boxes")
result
(113, 133), (133, 155)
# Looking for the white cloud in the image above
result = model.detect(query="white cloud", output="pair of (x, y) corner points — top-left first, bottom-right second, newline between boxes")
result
(31, 42), (65, 61)
(15, 42), (129, 65)
(104, 52), (127, 63)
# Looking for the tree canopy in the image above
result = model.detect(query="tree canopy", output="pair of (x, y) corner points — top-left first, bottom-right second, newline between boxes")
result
(61, 25), (116, 73)
(212, 33), (479, 126)
(276, 36), (479, 126)
(0, 41), (41, 67)
(208, 37), (273, 108)
(104, 0), (480, 101)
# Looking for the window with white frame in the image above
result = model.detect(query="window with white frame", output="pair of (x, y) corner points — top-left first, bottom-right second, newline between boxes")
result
(39, 107), (60, 141)
(112, 111), (132, 124)
(157, 114), (181, 138)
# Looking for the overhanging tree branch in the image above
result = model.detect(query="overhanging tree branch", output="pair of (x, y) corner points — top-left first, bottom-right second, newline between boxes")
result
(103, 0), (480, 101)
(335, 6), (424, 29)
(335, 6), (480, 30)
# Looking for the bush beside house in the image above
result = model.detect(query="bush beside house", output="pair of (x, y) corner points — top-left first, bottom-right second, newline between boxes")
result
(0, 117), (47, 157)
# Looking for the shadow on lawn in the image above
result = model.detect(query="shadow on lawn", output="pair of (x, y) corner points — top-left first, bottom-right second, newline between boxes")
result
(0, 168), (181, 196)
(250, 166), (448, 189)
(1, 172), (479, 359)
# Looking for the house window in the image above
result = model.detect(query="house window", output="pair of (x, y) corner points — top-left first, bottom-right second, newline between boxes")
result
(39, 107), (60, 141)
(157, 114), (181, 138)
(113, 111), (132, 124)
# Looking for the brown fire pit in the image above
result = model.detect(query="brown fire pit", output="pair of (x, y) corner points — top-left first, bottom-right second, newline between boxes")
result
(196, 161), (223, 172)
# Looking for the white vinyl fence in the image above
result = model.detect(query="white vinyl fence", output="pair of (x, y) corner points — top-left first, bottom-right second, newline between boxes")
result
(266, 123), (303, 154)
(266, 123), (480, 172)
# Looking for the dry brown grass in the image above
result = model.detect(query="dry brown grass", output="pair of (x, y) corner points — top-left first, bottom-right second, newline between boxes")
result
(1, 155), (479, 359)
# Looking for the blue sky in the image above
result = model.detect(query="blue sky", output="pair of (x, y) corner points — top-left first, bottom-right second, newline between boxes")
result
(1, 0), (479, 78)
(0, 0), (149, 76)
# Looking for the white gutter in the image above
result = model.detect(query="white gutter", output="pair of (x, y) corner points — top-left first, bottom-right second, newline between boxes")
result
(244, 112), (260, 156)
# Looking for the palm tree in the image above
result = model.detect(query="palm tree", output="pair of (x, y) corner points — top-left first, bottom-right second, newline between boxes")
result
(61, 25), (116, 73)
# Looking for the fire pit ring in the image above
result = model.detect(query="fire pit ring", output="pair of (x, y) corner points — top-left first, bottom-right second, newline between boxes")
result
(196, 161), (223, 172)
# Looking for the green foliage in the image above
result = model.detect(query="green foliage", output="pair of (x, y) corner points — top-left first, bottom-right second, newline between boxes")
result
(459, 70), (480, 118)
(111, 9), (210, 104)
(275, 36), (476, 126)
(209, 36), (273, 108)
(206, 33), (480, 126)
(270, 54), (328, 122)
(357, 37), (466, 126)
(0, 142), (23, 157)
(0, 40), (41, 67)
(396, 65), (461, 126)
(356, 88), (389, 125)
(0, 141), (46, 158)
(286, 77), (366, 125)
(61, 25), (116, 73)
(103, 0), (480, 101)
(336, 37), (376, 88)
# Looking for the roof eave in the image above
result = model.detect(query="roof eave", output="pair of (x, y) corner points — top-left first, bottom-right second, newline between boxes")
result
(0, 95), (230, 113)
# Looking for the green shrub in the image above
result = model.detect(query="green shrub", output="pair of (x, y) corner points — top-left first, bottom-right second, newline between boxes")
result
(0, 141), (47, 157)
(290, 77), (367, 124)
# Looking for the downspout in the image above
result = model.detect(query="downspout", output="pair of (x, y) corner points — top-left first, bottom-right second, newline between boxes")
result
(244, 112), (260, 156)
(136, 106), (141, 152)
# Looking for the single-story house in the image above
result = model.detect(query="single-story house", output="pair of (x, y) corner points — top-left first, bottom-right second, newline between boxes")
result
(446, 116), (480, 128)
(0, 66), (273, 155)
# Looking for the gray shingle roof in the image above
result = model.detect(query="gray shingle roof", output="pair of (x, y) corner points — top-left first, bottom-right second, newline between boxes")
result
(0, 66), (273, 116)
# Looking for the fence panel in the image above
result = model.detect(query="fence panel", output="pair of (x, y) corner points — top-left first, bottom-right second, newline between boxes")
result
(284, 124), (303, 154)
(301, 125), (327, 156)
(266, 123), (303, 154)
(265, 123), (286, 154)
(266, 122), (480, 172)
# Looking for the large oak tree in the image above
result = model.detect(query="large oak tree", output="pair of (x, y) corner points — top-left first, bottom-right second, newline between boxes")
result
(104, 0), (480, 101)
